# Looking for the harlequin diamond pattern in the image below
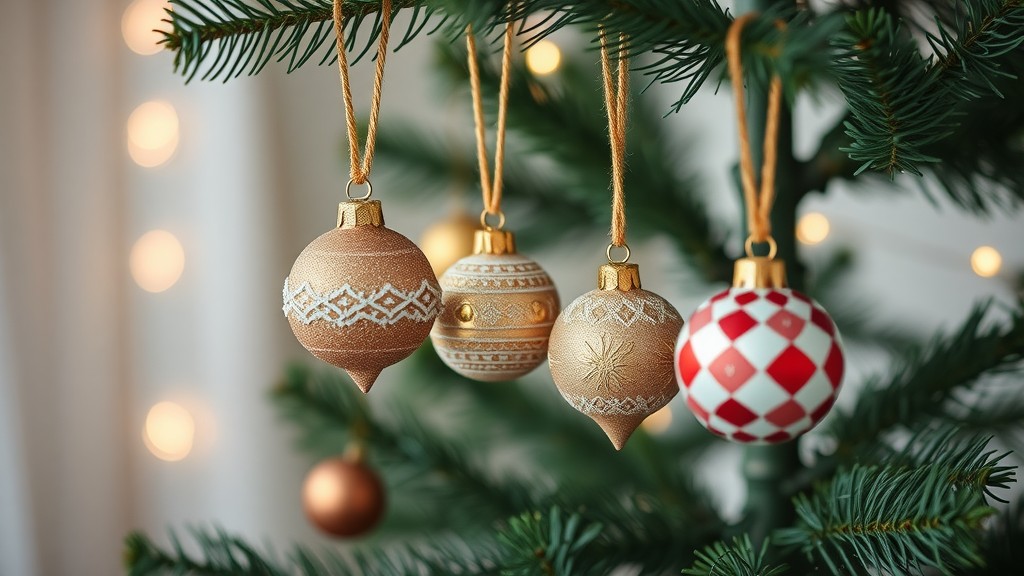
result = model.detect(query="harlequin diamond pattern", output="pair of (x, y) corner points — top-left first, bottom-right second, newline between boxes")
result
(674, 287), (845, 445)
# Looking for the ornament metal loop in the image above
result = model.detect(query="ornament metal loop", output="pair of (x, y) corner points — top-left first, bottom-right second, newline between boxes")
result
(479, 209), (505, 231)
(606, 243), (631, 264)
(744, 235), (777, 260)
(345, 179), (373, 201)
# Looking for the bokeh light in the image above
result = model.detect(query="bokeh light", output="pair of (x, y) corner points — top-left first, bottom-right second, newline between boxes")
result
(971, 245), (1003, 278)
(420, 212), (477, 277)
(641, 406), (673, 435)
(526, 40), (562, 76)
(122, 0), (171, 56)
(130, 230), (185, 293)
(796, 212), (830, 245)
(127, 100), (179, 168)
(143, 401), (195, 462)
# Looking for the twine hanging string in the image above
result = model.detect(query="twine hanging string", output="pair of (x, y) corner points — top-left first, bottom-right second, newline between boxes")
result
(726, 13), (783, 258)
(599, 28), (630, 263)
(466, 19), (515, 229)
(333, 0), (393, 197)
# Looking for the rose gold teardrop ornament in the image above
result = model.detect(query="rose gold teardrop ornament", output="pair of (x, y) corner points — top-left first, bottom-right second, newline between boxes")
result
(548, 258), (683, 449)
(283, 197), (440, 392)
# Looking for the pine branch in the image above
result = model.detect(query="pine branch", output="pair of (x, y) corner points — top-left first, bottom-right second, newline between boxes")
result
(125, 528), (498, 575)
(825, 301), (1024, 453)
(834, 2), (1024, 178)
(125, 529), (289, 576)
(879, 429), (1016, 503)
(776, 463), (998, 576)
(272, 364), (536, 526)
(497, 506), (605, 576)
(682, 536), (788, 576)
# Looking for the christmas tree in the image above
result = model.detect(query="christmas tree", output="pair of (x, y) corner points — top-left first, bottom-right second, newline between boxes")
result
(127, 1), (1024, 574)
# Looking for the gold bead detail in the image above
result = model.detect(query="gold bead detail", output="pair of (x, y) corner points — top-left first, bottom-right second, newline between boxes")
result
(530, 301), (548, 323)
(456, 303), (475, 323)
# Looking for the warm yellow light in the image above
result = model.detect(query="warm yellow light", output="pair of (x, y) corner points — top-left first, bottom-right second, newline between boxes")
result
(143, 401), (195, 462)
(526, 40), (562, 76)
(971, 245), (1003, 278)
(796, 212), (830, 245)
(122, 0), (171, 56)
(127, 100), (179, 168)
(420, 213), (478, 277)
(130, 230), (185, 293)
(641, 406), (672, 435)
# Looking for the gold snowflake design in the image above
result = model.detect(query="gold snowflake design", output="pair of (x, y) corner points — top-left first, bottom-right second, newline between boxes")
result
(580, 335), (635, 393)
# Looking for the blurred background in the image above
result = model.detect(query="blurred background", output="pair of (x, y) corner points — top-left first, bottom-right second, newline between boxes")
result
(0, 1), (1021, 575)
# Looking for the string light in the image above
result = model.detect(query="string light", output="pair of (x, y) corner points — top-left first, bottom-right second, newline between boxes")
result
(127, 100), (179, 168)
(122, 0), (171, 56)
(970, 245), (1003, 278)
(130, 230), (185, 293)
(525, 40), (562, 76)
(641, 405), (672, 434)
(143, 401), (195, 462)
(796, 212), (830, 245)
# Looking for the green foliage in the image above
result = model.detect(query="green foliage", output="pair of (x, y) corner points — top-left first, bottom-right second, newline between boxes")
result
(834, 2), (1024, 181)
(777, 460), (1001, 575)
(682, 535), (788, 576)
(826, 301), (1024, 453)
(879, 429), (1016, 503)
(125, 528), (496, 575)
(125, 529), (289, 576)
(497, 507), (604, 576)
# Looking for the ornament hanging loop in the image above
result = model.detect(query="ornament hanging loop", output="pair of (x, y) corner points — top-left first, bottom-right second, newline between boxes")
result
(345, 179), (373, 201)
(727, 13), (784, 248)
(333, 0), (392, 187)
(479, 209), (506, 231)
(466, 16), (514, 224)
(606, 243), (631, 264)
(744, 234), (777, 260)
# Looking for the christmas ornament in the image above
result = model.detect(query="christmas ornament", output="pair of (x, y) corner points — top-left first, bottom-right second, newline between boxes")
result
(675, 256), (844, 443)
(430, 22), (559, 382)
(284, 199), (440, 393)
(549, 261), (683, 450)
(420, 211), (477, 278)
(675, 15), (845, 444)
(283, 0), (440, 393)
(548, 32), (682, 450)
(302, 449), (386, 538)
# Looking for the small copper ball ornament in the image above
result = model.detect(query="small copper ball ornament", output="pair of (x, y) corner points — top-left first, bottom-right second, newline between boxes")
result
(302, 452), (385, 538)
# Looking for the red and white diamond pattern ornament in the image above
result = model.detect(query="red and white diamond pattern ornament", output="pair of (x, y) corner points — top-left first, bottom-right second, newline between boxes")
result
(675, 288), (844, 444)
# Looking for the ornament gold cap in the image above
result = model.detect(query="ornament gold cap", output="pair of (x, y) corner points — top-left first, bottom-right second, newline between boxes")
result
(473, 229), (517, 255)
(337, 200), (384, 229)
(598, 262), (641, 291)
(732, 257), (788, 289)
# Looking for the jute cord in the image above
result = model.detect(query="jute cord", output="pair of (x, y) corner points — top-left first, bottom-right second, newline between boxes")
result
(333, 0), (393, 188)
(599, 28), (629, 251)
(726, 13), (783, 250)
(466, 19), (514, 223)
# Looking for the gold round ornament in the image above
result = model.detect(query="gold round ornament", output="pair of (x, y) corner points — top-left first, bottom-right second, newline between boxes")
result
(302, 453), (386, 538)
(283, 200), (441, 393)
(548, 262), (683, 450)
(431, 229), (559, 381)
(420, 211), (478, 278)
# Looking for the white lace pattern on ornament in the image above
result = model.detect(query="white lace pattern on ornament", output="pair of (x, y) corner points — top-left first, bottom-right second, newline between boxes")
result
(560, 294), (681, 327)
(282, 277), (441, 327)
(559, 391), (675, 416)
